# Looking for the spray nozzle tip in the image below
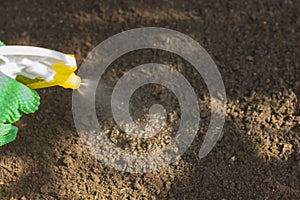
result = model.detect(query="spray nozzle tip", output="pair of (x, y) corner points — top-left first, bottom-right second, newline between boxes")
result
(61, 73), (81, 89)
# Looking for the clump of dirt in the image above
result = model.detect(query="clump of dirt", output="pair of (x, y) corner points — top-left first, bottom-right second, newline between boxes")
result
(229, 89), (299, 160)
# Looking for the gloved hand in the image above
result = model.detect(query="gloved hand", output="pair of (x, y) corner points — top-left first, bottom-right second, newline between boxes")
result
(0, 72), (40, 146)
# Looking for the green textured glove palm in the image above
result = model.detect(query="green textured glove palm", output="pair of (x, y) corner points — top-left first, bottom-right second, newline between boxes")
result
(0, 72), (40, 146)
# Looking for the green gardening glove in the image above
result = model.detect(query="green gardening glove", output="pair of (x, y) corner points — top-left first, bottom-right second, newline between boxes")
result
(0, 72), (40, 146)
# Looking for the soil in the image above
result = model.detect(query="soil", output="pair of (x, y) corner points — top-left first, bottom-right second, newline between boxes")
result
(0, 0), (299, 199)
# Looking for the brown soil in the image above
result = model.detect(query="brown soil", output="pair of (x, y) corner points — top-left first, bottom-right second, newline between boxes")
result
(0, 0), (299, 199)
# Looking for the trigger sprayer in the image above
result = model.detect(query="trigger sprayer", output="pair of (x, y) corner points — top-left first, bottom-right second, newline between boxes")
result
(0, 44), (81, 90)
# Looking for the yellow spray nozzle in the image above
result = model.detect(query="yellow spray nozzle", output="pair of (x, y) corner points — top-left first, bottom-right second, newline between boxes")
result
(18, 62), (81, 90)
(52, 63), (81, 89)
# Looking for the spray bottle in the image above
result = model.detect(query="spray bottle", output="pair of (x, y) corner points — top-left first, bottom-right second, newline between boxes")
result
(0, 44), (81, 90)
